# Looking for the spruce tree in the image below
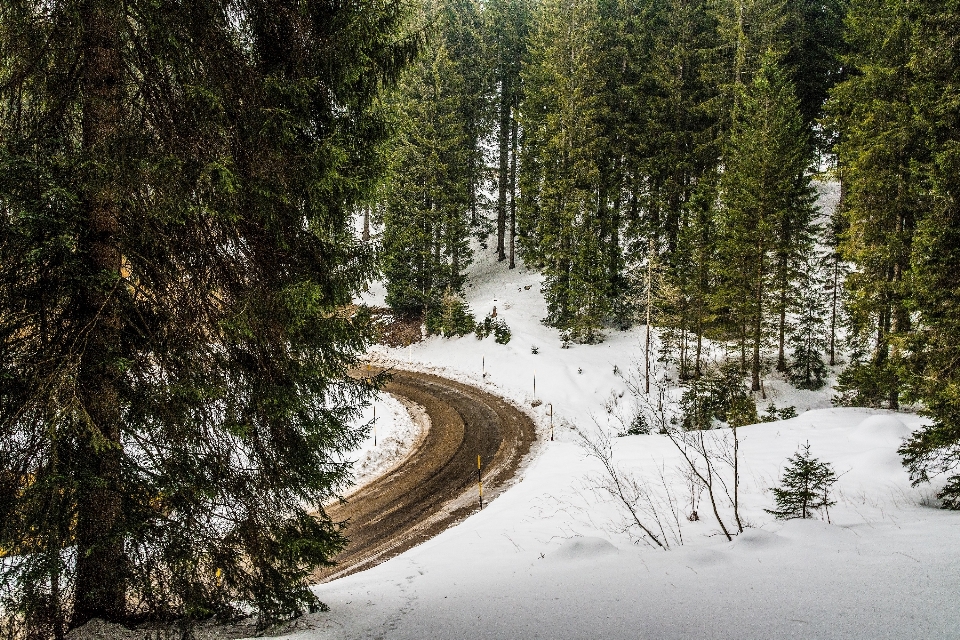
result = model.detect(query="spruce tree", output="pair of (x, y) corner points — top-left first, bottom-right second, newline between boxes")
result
(486, 0), (532, 263)
(382, 0), (476, 323)
(519, 0), (611, 341)
(0, 1), (413, 634)
(766, 442), (838, 519)
(829, 0), (924, 410)
(717, 54), (814, 391)
(789, 251), (830, 390)
(896, 0), (960, 510)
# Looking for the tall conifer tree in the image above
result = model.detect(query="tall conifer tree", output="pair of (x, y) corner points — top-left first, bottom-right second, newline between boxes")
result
(717, 54), (813, 391)
(382, 2), (476, 320)
(0, 1), (413, 633)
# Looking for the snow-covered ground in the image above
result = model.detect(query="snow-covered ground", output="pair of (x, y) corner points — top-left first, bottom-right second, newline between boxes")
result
(295, 181), (960, 639)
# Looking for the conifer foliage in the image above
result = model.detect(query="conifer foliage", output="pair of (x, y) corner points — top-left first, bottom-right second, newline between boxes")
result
(0, 0), (413, 634)
(766, 443), (838, 520)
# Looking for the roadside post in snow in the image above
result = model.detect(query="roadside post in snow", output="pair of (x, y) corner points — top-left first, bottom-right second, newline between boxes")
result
(477, 455), (483, 510)
(373, 405), (376, 446)
(547, 403), (553, 441)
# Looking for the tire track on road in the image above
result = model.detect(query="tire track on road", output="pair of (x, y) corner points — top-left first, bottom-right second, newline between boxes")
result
(313, 370), (536, 583)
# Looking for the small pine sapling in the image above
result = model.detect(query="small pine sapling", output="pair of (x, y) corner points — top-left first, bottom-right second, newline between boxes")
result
(766, 442), (838, 521)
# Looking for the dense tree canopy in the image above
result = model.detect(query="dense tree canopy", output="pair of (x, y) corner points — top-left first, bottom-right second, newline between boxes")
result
(0, 0), (413, 635)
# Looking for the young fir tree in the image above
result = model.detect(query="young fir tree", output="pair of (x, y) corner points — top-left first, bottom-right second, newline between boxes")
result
(765, 442), (838, 519)
(382, 3), (475, 323)
(0, 1), (413, 635)
(717, 54), (814, 392)
(789, 251), (830, 390)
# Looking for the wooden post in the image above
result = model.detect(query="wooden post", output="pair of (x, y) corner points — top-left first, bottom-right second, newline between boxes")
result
(548, 403), (553, 441)
(477, 455), (483, 510)
(373, 405), (376, 447)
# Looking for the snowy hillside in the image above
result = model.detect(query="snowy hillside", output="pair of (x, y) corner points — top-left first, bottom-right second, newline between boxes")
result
(304, 180), (960, 640)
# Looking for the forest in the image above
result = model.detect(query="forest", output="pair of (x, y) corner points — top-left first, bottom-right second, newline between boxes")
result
(1, 0), (958, 637)
(378, 0), (960, 508)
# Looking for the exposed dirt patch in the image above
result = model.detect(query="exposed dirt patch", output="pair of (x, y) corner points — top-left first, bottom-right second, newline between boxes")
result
(368, 308), (423, 347)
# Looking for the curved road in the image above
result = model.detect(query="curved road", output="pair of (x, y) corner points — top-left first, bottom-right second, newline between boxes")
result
(313, 370), (537, 583)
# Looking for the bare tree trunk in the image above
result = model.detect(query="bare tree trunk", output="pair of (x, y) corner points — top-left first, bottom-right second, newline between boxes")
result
(496, 81), (509, 262)
(645, 240), (653, 394)
(752, 249), (764, 392)
(73, 0), (127, 626)
(732, 424), (743, 533)
(829, 254), (839, 366)
(776, 257), (787, 372)
(362, 204), (370, 242)
(509, 110), (517, 269)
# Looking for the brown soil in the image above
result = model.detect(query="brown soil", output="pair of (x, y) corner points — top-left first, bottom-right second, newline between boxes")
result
(369, 308), (423, 347)
(313, 369), (537, 582)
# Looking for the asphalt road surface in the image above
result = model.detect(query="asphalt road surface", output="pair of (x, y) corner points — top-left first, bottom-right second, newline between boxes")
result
(313, 369), (537, 583)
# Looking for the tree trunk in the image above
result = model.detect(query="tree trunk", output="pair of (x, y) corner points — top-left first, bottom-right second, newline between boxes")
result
(362, 204), (370, 242)
(509, 109), (517, 269)
(73, 0), (127, 627)
(645, 239), (653, 394)
(776, 254), (788, 372)
(752, 249), (764, 392)
(497, 79), (509, 261)
(829, 254), (839, 366)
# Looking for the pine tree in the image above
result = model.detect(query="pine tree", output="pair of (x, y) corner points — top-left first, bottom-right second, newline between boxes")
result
(446, 0), (493, 228)
(0, 1), (413, 634)
(829, 0), (924, 410)
(486, 0), (532, 263)
(896, 0), (960, 510)
(766, 442), (838, 519)
(382, 1), (475, 321)
(717, 54), (814, 391)
(519, 0), (612, 341)
(789, 251), (830, 390)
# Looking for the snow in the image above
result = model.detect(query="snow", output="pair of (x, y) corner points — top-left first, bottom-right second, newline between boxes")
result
(295, 405), (959, 640)
(341, 392), (427, 494)
(284, 185), (960, 640)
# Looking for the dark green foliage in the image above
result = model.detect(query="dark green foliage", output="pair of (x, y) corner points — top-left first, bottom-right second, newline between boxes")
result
(765, 442), (838, 519)
(619, 413), (650, 437)
(425, 290), (476, 337)
(900, 419), (960, 509)
(717, 53), (815, 392)
(382, 1), (476, 319)
(789, 252), (830, 390)
(679, 363), (757, 430)
(889, 0), (960, 510)
(474, 314), (511, 344)
(828, 0), (924, 411)
(494, 321), (513, 344)
(761, 404), (798, 421)
(0, 0), (412, 635)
